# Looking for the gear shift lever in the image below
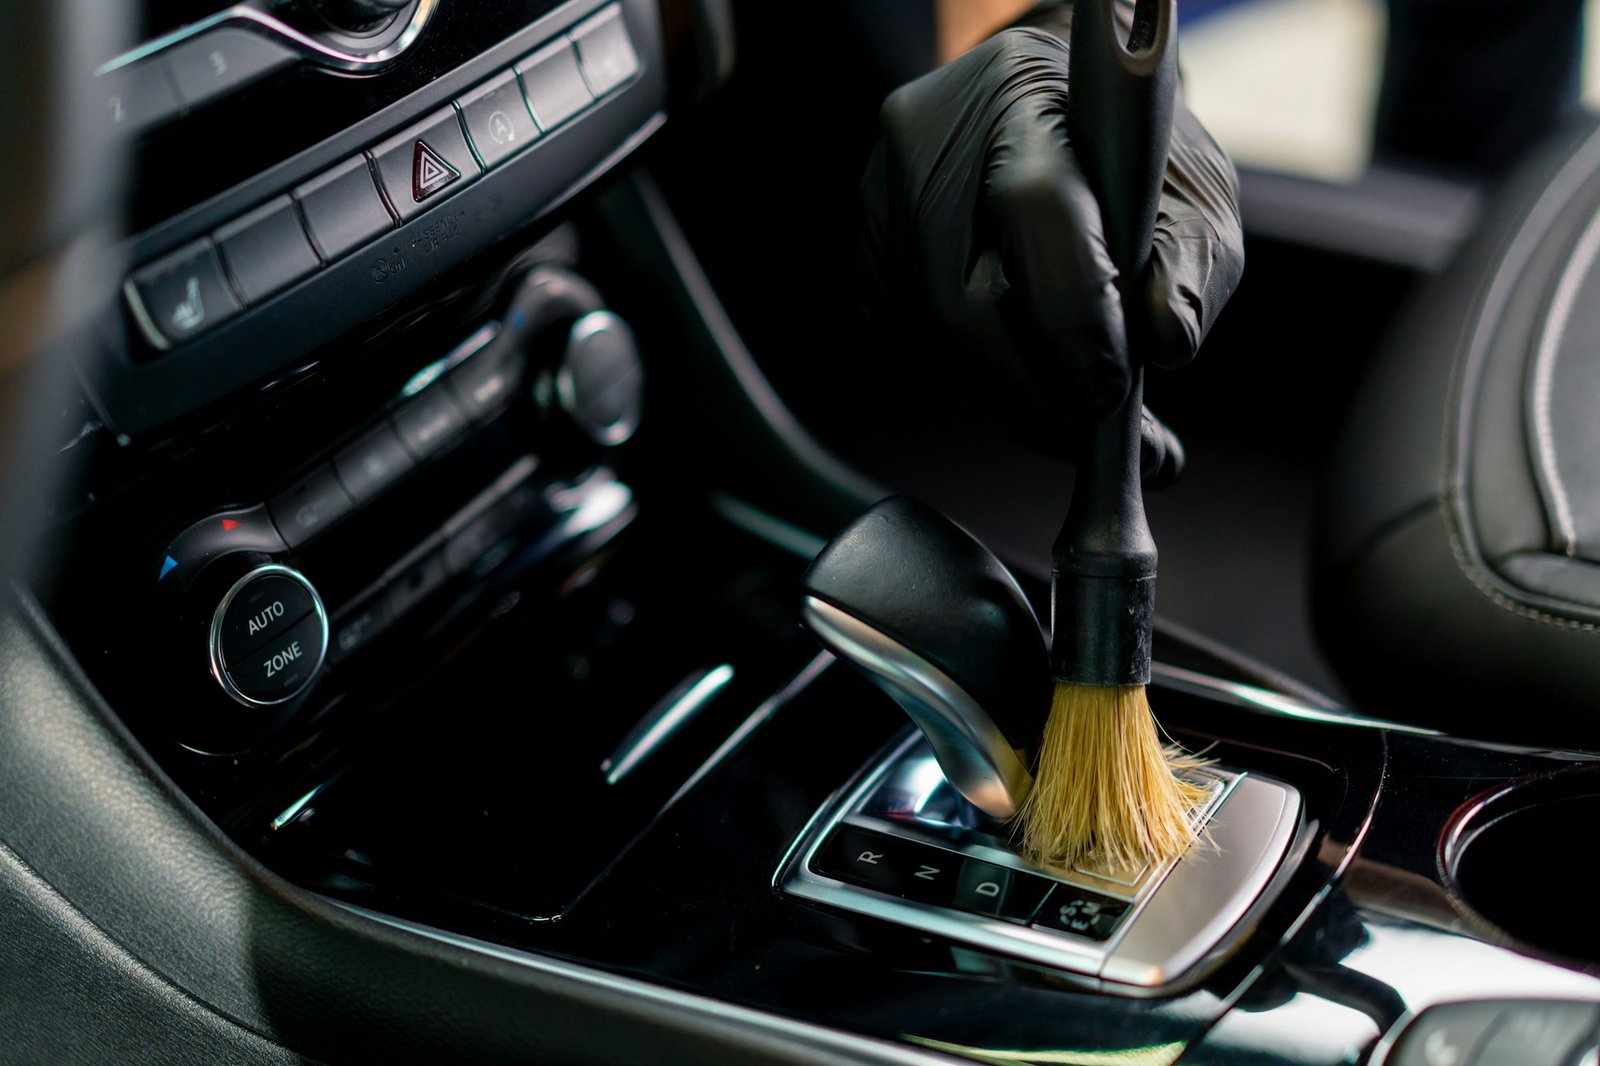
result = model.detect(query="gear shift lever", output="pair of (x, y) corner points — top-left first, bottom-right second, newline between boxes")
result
(800, 497), (1049, 820)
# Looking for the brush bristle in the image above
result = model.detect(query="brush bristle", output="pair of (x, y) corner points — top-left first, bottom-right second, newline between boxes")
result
(1016, 682), (1211, 871)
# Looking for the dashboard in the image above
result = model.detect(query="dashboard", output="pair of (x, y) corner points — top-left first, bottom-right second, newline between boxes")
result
(2, 1), (1599, 1064)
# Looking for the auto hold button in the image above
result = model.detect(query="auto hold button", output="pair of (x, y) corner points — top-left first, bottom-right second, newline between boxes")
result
(217, 573), (315, 667)
(370, 107), (481, 220)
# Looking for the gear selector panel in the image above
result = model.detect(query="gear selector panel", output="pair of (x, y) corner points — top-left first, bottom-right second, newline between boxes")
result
(777, 731), (1303, 990)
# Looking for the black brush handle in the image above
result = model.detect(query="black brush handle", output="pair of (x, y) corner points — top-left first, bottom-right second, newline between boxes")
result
(1050, 0), (1177, 686)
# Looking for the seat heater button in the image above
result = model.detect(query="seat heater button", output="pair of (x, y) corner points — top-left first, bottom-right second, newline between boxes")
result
(457, 71), (540, 169)
(1033, 886), (1130, 941)
(370, 108), (481, 220)
(333, 423), (412, 503)
(386, 554), (448, 618)
(269, 466), (355, 548)
(516, 40), (594, 131)
(571, 5), (640, 97)
(165, 28), (296, 110)
(392, 390), (468, 459)
(224, 612), (325, 704)
(953, 860), (1052, 923)
(215, 195), (320, 306)
(295, 156), (394, 262)
(126, 239), (242, 348)
(219, 574), (316, 667)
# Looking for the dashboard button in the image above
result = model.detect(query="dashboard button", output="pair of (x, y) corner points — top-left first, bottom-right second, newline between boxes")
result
(126, 239), (242, 348)
(812, 826), (911, 895)
(1389, 1002), (1506, 1066)
(953, 860), (1051, 923)
(295, 157), (394, 262)
(218, 573), (315, 667)
(269, 466), (355, 548)
(223, 611), (326, 704)
(370, 108), (481, 220)
(392, 390), (468, 459)
(457, 71), (540, 169)
(1033, 886), (1130, 941)
(333, 423), (412, 503)
(516, 41), (594, 131)
(215, 196), (320, 306)
(386, 554), (448, 618)
(447, 352), (519, 419)
(330, 598), (392, 665)
(571, 6), (640, 97)
(165, 28), (296, 110)
(100, 59), (181, 134)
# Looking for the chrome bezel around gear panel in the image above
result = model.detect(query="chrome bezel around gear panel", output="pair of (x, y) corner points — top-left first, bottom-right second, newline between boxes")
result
(776, 730), (1304, 991)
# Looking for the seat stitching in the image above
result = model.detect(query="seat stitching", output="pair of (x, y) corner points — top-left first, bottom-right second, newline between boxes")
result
(1438, 122), (1600, 630)
(1527, 205), (1600, 556)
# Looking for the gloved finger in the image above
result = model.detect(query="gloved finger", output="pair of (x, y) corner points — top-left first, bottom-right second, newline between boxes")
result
(984, 92), (1130, 421)
(1141, 108), (1245, 369)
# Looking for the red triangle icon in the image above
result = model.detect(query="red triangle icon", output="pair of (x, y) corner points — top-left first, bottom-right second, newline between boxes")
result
(220, 518), (241, 531)
(413, 141), (460, 202)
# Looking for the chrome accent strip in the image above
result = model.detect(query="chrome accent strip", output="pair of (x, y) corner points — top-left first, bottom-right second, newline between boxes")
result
(665, 652), (834, 811)
(601, 664), (736, 785)
(101, 0), (442, 76)
(801, 596), (1032, 821)
(335, 902), (955, 1065)
(710, 494), (827, 560)
(777, 731), (1303, 991)
(208, 564), (329, 708)
(1150, 662), (1442, 735)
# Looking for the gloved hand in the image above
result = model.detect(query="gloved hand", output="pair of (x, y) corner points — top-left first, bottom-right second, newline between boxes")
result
(860, 4), (1244, 432)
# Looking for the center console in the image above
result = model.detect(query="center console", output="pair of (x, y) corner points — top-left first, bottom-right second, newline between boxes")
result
(17, 1), (1600, 1063)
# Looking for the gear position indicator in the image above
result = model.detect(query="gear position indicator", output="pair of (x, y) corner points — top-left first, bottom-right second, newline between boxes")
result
(412, 140), (461, 202)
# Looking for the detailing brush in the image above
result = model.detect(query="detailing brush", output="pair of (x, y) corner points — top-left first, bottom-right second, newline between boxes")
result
(1016, 0), (1209, 871)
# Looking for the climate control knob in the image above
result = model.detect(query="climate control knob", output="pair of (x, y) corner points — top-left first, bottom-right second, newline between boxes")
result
(208, 564), (329, 707)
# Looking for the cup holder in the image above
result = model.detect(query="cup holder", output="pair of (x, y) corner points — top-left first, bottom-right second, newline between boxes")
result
(1443, 767), (1600, 960)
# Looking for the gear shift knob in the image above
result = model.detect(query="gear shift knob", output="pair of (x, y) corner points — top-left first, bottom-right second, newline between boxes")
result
(800, 497), (1050, 820)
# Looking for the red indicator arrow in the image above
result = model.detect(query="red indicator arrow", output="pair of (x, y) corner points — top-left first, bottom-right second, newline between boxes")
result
(220, 519), (241, 532)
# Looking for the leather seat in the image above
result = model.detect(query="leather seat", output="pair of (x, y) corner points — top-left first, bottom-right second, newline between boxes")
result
(1316, 116), (1600, 746)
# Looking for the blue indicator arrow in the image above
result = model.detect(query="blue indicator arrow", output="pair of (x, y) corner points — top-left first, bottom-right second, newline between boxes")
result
(158, 555), (178, 582)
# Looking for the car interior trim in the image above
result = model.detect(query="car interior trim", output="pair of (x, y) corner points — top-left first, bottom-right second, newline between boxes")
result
(101, 0), (444, 77)
(340, 901), (957, 1066)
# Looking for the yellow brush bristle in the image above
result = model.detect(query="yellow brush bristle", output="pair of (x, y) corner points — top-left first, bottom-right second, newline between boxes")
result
(1016, 682), (1211, 872)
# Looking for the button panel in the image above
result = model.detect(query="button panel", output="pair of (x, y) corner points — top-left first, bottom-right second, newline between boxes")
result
(780, 732), (1302, 988)
(269, 466), (356, 548)
(123, 3), (643, 350)
(1385, 1000), (1600, 1066)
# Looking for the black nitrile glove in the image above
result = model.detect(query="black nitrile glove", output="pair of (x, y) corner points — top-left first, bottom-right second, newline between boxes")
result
(861, 4), (1244, 436)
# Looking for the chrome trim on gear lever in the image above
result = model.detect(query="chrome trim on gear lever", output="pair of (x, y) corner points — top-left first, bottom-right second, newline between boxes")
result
(801, 596), (1034, 821)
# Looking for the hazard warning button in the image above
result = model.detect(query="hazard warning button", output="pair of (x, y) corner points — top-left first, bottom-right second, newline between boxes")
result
(370, 107), (481, 220)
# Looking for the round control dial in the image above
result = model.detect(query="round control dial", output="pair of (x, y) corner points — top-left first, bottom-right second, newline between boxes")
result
(558, 311), (643, 446)
(208, 564), (329, 707)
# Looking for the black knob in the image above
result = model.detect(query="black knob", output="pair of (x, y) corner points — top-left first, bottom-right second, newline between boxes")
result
(311, 0), (412, 34)
(207, 563), (329, 707)
(800, 496), (1050, 820)
(558, 311), (643, 446)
